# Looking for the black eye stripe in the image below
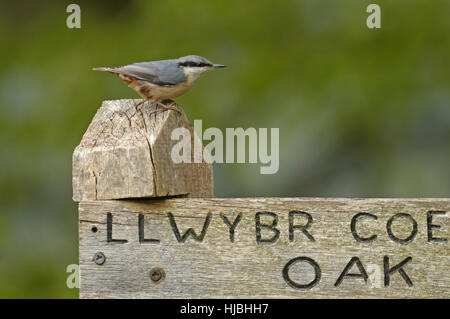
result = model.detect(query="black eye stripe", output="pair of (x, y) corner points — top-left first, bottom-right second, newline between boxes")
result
(179, 62), (211, 67)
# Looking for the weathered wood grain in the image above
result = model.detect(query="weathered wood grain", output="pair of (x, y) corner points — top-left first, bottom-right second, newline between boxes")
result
(79, 198), (449, 298)
(72, 99), (213, 201)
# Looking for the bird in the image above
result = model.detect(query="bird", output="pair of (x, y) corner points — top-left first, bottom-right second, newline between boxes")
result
(93, 55), (226, 114)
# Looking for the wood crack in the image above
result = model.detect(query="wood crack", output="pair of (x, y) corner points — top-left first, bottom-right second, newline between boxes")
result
(138, 102), (159, 196)
(92, 171), (98, 200)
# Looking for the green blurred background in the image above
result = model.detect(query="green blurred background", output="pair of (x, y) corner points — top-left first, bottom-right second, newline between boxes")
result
(0, 0), (449, 298)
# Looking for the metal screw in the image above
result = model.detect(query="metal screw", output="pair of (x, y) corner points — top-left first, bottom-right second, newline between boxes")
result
(150, 267), (165, 283)
(94, 252), (106, 265)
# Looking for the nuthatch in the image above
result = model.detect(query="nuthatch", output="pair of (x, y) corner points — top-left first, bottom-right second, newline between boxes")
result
(93, 55), (226, 113)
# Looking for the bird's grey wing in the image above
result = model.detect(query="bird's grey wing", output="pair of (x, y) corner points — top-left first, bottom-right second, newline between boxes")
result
(115, 61), (187, 86)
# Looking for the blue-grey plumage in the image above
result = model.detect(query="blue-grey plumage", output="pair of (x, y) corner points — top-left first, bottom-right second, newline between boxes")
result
(93, 55), (226, 104)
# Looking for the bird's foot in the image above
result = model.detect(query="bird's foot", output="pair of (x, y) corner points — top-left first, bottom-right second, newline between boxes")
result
(135, 99), (146, 107)
(150, 100), (183, 116)
(132, 99), (145, 113)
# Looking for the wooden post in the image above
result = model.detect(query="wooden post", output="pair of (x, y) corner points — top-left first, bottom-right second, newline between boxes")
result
(74, 101), (449, 299)
(72, 99), (213, 200)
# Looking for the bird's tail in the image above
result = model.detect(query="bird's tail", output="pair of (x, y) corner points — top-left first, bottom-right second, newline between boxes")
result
(92, 67), (113, 72)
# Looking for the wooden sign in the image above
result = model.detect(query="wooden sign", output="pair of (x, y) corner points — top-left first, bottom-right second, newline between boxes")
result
(78, 198), (449, 298)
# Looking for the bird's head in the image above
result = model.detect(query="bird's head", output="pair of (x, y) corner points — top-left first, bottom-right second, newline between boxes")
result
(177, 55), (226, 80)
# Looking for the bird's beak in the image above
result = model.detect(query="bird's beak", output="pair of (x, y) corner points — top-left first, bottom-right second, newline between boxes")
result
(212, 64), (226, 68)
